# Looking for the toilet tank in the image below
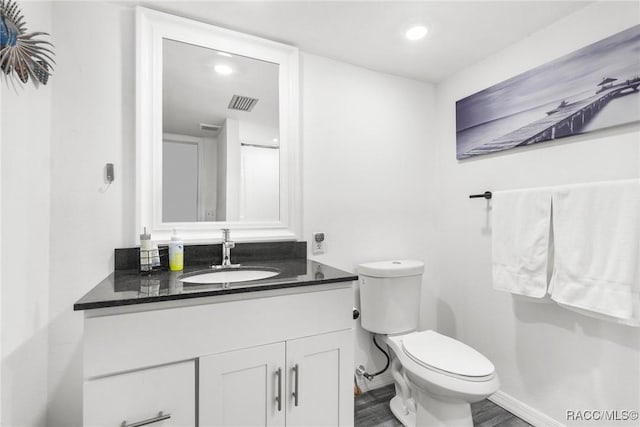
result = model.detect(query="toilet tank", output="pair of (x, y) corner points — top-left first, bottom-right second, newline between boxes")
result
(357, 260), (424, 335)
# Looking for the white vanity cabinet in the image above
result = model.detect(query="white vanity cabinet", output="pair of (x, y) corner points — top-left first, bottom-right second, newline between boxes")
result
(285, 330), (353, 427)
(199, 330), (353, 427)
(200, 342), (286, 427)
(82, 283), (354, 427)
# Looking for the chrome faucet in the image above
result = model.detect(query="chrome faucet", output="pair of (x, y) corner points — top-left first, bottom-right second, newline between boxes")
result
(221, 228), (235, 267)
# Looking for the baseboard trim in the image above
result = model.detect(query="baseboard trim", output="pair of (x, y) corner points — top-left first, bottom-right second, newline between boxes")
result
(357, 371), (394, 393)
(357, 376), (565, 427)
(489, 390), (565, 427)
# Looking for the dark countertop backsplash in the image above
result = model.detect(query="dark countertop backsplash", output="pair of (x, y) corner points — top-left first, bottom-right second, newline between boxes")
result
(74, 241), (358, 311)
(115, 241), (307, 271)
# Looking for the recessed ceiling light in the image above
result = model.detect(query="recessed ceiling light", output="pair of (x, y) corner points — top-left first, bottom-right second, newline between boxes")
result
(272, 138), (279, 143)
(405, 25), (428, 41)
(214, 64), (233, 75)
(217, 51), (232, 58)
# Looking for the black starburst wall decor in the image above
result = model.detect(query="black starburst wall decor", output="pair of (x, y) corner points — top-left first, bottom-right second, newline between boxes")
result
(0, 0), (54, 87)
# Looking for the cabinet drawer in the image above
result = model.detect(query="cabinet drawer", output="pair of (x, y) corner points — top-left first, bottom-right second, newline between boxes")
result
(84, 360), (195, 427)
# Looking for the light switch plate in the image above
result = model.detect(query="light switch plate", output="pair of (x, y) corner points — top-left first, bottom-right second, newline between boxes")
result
(105, 163), (115, 183)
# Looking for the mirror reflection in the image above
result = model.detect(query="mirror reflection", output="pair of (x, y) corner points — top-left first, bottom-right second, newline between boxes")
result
(162, 38), (280, 223)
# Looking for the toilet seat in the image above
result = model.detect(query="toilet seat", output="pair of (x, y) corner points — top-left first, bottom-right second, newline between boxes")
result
(385, 331), (500, 405)
(401, 331), (495, 382)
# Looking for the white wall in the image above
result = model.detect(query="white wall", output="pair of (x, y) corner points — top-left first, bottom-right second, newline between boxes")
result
(48, 2), (135, 426)
(433, 2), (640, 425)
(202, 137), (218, 221)
(217, 121), (229, 221)
(225, 119), (241, 221)
(240, 145), (279, 221)
(301, 53), (437, 388)
(0, 47), (2, 426)
(1, 3), (52, 426)
(217, 118), (241, 221)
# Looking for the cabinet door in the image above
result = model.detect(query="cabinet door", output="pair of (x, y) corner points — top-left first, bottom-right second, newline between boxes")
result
(84, 360), (195, 427)
(286, 329), (354, 427)
(200, 342), (286, 427)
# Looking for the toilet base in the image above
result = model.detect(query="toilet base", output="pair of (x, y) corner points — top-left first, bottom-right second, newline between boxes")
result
(389, 387), (474, 427)
(382, 333), (495, 427)
(389, 395), (416, 427)
(413, 390), (473, 427)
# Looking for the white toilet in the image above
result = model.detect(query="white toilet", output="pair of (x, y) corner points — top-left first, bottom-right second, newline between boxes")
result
(357, 260), (500, 427)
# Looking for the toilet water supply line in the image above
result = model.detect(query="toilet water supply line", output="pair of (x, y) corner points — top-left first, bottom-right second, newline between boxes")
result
(353, 335), (413, 415)
(356, 335), (391, 381)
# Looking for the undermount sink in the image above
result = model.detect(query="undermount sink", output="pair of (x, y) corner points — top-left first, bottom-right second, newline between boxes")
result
(179, 267), (280, 285)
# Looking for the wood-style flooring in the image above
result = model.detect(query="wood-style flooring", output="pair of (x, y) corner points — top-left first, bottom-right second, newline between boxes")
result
(355, 384), (532, 427)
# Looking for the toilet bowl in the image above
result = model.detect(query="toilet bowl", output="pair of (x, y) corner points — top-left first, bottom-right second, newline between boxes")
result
(357, 260), (500, 427)
(383, 331), (499, 426)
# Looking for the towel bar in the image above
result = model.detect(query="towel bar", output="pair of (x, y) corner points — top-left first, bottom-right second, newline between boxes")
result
(469, 191), (492, 199)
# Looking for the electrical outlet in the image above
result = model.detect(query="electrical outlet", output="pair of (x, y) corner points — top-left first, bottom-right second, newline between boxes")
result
(312, 232), (326, 254)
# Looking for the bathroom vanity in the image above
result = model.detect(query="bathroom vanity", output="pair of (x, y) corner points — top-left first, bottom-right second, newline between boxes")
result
(75, 252), (357, 427)
(74, 6), (361, 425)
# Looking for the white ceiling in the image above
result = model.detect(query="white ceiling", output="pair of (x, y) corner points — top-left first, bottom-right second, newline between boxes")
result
(136, 1), (593, 83)
(163, 39), (279, 139)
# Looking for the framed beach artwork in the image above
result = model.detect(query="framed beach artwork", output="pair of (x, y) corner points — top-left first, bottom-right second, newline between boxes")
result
(456, 24), (640, 160)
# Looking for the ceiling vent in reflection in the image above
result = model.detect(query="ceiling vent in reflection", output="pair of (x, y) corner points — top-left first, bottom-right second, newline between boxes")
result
(200, 123), (222, 132)
(228, 94), (259, 112)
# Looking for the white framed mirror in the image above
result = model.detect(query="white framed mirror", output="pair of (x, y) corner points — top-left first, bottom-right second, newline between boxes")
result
(136, 7), (301, 243)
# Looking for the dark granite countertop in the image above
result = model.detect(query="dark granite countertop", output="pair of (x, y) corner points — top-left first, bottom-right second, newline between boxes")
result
(74, 259), (358, 311)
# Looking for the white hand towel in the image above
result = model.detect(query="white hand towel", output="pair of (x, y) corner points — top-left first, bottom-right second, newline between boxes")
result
(550, 179), (640, 325)
(557, 303), (640, 327)
(492, 188), (552, 297)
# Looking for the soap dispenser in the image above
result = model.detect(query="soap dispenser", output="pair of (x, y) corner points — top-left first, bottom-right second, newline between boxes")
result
(140, 227), (161, 272)
(140, 227), (153, 272)
(169, 229), (184, 271)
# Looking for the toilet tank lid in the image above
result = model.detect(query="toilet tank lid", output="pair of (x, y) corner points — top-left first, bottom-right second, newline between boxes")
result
(357, 260), (424, 278)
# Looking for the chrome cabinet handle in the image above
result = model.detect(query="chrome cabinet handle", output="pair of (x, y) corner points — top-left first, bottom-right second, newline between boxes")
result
(292, 364), (299, 407)
(275, 367), (282, 411)
(122, 411), (171, 427)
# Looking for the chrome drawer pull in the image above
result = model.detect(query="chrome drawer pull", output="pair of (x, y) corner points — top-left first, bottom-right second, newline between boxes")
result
(292, 364), (299, 407)
(122, 411), (171, 427)
(275, 367), (283, 411)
